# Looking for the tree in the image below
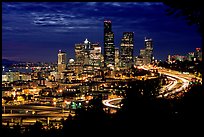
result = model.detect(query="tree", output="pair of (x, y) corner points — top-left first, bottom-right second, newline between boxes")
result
(164, 0), (204, 34)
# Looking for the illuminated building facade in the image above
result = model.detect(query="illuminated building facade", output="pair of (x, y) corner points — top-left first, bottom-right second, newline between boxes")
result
(115, 47), (120, 69)
(135, 37), (153, 65)
(75, 39), (102, 76)
(58, 50), (67, 79)
(75, 43), (85, 65)
(90, 43), (102, 71)
(104, 20), (115, 69)
(75, 42), (85, 74)
(135, 56), (144, 66)
(144, 37), (153, 64)
(2, 71), (20, 82)
(120, 32), (134, 69)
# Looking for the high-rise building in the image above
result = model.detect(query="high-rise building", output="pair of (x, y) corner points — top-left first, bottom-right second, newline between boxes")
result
(83, 38), (92, 66)
(120, 32), (134, 69)
(144, 37), (153, 64)
(75, 43), (85, 66)
(58, 50), (67, 74)
(104, 20), (115, 69)
(75, 39), (102, 76)
(91, 43), (102, 69)
(136, 37), (153, 65)
(135, 49), (146, 66)
(115, 47), (120, 69)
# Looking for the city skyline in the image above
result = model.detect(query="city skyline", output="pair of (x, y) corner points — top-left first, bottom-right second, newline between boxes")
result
(2, 2), (202, 62)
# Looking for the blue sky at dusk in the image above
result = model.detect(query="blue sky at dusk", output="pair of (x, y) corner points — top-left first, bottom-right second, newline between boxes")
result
(2, 2), (202, 62)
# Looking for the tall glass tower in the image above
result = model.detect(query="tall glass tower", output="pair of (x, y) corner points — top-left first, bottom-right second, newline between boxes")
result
(144, 37), (153, 64)
(58, 50), (67, 73)
(104, 20), (115, 69)
(120, 32), (134, 69)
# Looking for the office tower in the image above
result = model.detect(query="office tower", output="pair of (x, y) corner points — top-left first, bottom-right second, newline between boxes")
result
(75, 42), (85, 74)
(135, 49), (146, 66)
(75, 39), (102, 75)
(144, 37), (153, 64)
(75, 43), (85, 66)
(58, 50), (67, 74)
(104, 20), (115, 68)
(120, 32), (134, 69)
(83, 38), (92, 66)
(115, 47), (120, 69)
(91, 43), (102, 70)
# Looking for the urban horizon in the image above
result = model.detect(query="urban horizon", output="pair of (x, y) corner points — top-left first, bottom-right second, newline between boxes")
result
(2, 1), (203, 135)
(2, 2), (202, 63)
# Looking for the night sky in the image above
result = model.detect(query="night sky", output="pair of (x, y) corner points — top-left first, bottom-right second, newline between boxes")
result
(2, 2), (202, 63)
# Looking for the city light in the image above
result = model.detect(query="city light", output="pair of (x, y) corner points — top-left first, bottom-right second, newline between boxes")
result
(2, 2), (202, 134)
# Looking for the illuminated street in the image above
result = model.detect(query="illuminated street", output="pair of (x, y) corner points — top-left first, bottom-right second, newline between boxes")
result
(2, 2), (202, 135)
(103, 65), (202, 109)
(2, 103), (73, 127)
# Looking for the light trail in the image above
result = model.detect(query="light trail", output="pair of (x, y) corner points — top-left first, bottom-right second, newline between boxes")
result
(102, 98), (123, 109)
(103, 65), (195, 108)
(165, 76), (177, 91)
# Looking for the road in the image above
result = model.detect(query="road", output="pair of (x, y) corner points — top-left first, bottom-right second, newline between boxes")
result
(139, 65), (191, 98)
(102, 98), (122, 109)
(2, 104), (73, 121)
(103, 65), (201, 109)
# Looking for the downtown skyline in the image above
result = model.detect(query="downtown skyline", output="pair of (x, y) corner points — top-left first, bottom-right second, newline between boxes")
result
(2, 2), (202, 63)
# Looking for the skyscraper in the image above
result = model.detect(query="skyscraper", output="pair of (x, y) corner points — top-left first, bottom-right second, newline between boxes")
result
(104, 20), (115, 69)
(75, 39), (102, 75)
(115, 47), (120, 69)
(58, 50), (67, 79)
(144, 37), (153, 64)
(75, 43), (85, 66)
(91, 43), (102, 69)
(75, 43), (85, 74)
(120, 32), (134, 69)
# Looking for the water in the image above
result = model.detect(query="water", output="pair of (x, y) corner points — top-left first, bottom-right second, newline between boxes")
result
(2, 67), (32, 73)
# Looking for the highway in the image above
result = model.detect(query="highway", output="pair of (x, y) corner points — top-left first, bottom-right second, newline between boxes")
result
(2, 104), (73, 123)
(139, 65), (191, 98)
(103, 65), (201, 109)
(3, 104), (63, 111)
(2, 113), (70, 118)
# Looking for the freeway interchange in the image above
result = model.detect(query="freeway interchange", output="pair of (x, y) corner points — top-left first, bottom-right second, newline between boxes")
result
(102, 65), (201, 109)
